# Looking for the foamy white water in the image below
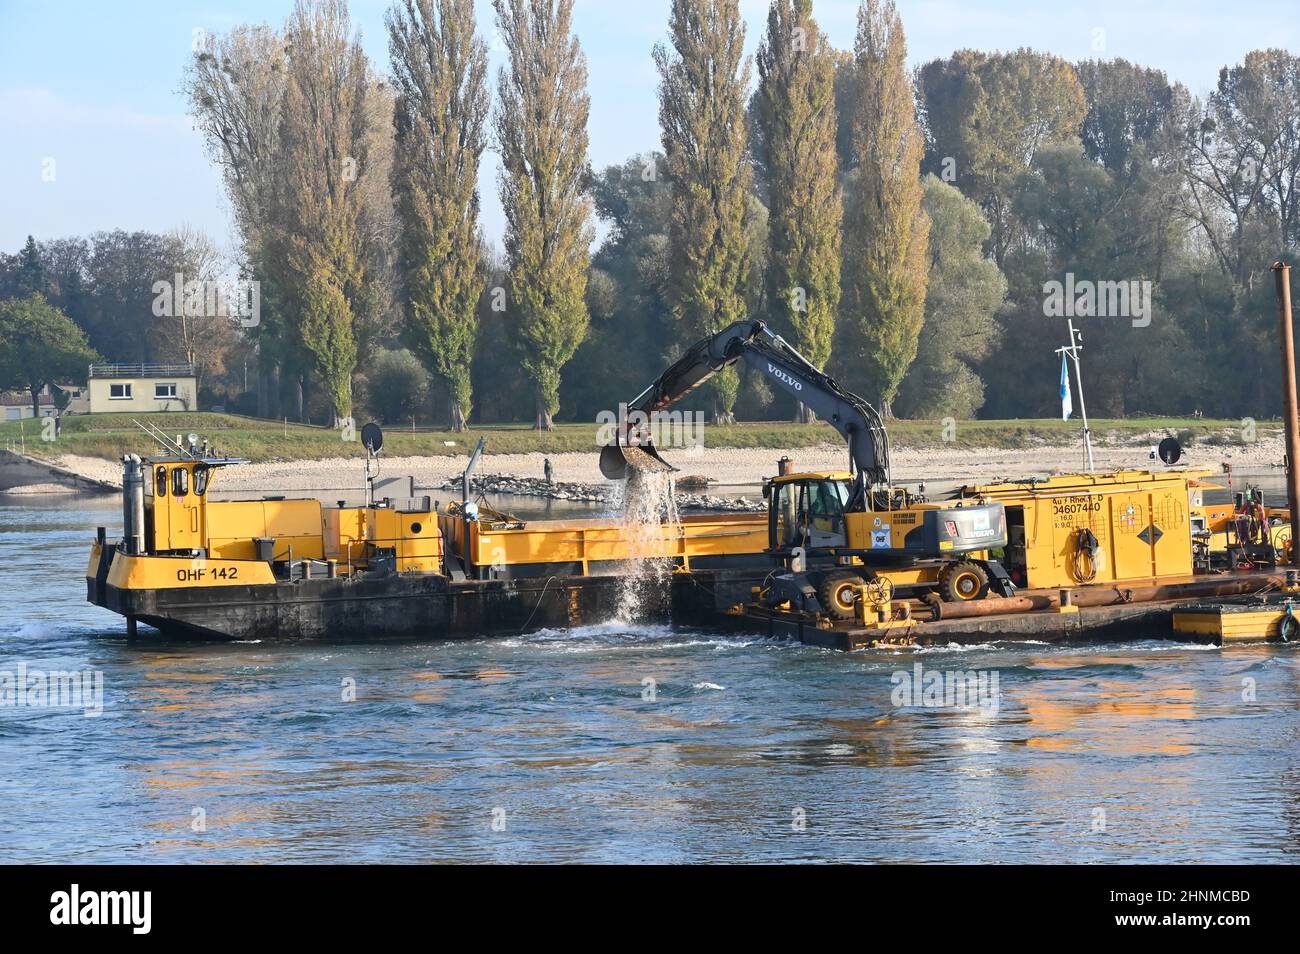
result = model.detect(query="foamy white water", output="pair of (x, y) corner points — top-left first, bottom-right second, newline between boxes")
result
(614, 468), (680, 620)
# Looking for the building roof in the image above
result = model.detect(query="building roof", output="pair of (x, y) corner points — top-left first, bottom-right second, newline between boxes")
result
(88, 363), (196, 379)
(0, 391), (55, 407)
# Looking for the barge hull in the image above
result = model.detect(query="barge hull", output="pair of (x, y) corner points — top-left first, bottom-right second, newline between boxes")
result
(96, 572), (641, 641)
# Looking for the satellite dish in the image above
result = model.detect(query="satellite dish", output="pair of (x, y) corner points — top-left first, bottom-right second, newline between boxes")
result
(361, 422), (384, 456)
(1158, 436), (1182, 465)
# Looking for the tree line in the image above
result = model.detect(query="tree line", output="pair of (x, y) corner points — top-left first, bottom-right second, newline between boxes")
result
(3, 0), (1298, 429)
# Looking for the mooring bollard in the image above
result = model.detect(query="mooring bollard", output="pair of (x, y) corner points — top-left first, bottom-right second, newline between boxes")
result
(328, 560), (338, 579)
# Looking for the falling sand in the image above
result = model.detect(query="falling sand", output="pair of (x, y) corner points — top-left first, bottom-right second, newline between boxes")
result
(613, 447), (680, 621)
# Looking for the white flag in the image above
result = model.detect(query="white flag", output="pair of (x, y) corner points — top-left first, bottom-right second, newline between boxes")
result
(1060, 354), (1073, 421)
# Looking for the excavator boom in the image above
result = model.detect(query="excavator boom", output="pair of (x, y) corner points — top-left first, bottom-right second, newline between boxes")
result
(601, 320), (890, 487)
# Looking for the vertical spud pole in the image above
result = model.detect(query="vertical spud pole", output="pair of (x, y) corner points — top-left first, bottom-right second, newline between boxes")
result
(1273, 261), (1299, 563)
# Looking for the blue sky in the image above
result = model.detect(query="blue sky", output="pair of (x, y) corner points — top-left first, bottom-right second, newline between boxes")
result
(1, 0), (1294, 258)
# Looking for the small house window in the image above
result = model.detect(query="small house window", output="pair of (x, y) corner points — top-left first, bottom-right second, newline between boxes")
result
(155, 383), (177, 399)
(110, 383), (132, 399)
(172, 467), (188, 497)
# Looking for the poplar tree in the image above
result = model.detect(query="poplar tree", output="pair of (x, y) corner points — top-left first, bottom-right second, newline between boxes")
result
(493, 0), (593, 431)
(840, 0), (928, 415)
(274, 0), (371, 424)
(183, 26), (288, 418)
(388, 0), (489, 431)
(654, 0), (753, 423)
(754, 0), (841, 423)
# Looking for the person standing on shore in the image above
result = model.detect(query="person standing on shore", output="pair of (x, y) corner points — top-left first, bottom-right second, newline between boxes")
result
(544, 458), (554, 485)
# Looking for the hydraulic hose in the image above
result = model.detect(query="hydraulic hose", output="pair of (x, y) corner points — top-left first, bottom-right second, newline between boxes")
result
(1073, 527), (1099, 584)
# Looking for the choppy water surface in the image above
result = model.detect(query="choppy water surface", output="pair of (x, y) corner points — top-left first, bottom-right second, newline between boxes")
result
(2, 494), (1298, 863)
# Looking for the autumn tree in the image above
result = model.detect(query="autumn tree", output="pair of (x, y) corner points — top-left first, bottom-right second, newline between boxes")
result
(1076, 59), (1189, 281)
(83, 230), (183, 363)
(917, 49), (1086, 264)
(654, 0), (753, 423)
(561, 152), (676, 422)
(361, 347), (430, 424)
(354, 79), (402, 373)
(1212, 50), (1300, 251)
(388, 0), (489, 431)
(753, 0), (842, 423)
(272, 0), (372, 425)
(494, 0), (593, 430)
(0, 294), (99, 419)
(184, 24), (289, 417)
(1077, 58), (1181, 176)
(895, 176), (1005, 418)
(1182, 49), (1300, 305)
(839, 0), (928, 415)
(149, 225), (240, 395)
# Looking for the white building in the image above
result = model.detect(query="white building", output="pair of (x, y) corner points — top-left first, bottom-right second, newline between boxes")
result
(86, 363), (197, 414)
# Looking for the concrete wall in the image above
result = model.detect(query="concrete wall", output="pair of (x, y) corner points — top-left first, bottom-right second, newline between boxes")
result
(0, 450), (118, 493)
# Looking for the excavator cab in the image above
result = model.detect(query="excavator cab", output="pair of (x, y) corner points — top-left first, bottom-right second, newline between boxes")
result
(770, 474), (851, 550)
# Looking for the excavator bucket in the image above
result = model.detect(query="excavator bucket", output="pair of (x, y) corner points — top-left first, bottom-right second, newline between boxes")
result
(599, 442), (676, 480)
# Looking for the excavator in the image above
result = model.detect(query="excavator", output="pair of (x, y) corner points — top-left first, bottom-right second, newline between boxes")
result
(600, 319), (1012, 618)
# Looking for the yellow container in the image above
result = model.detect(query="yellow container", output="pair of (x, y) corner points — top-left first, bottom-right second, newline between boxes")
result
(963, 470), (1201, 589)
(205, 498), (324, 561)
(367, 507), (442, 573)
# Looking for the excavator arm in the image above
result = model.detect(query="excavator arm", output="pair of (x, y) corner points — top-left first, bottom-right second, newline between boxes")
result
(600, 319), (891, 488)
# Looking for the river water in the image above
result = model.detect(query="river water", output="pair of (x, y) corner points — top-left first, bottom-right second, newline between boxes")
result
(1, 488), (1298, 864)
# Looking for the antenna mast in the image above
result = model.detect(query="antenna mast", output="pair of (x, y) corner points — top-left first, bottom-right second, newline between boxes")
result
(1055, 318), (1095, 473)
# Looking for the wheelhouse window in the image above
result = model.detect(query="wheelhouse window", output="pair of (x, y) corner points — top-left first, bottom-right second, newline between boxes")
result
(155, 466), (167, 497)
(171, 467), (188, 497)
(109, 383), (132, 399)
(193, 464), (210, 496)
(154, 383), (178, 399)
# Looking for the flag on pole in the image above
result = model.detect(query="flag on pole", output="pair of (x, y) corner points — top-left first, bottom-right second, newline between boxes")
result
(1060, 354), (1073, 421)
